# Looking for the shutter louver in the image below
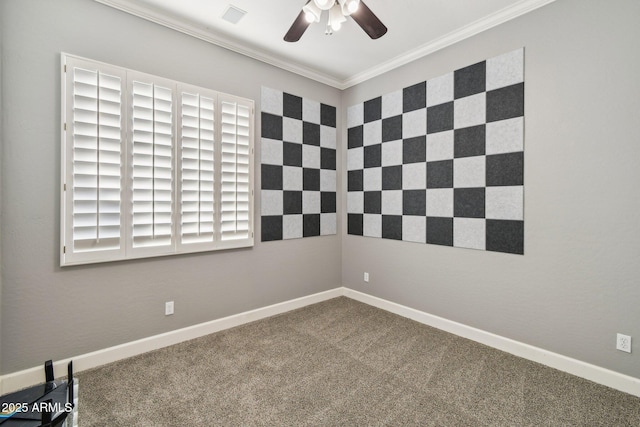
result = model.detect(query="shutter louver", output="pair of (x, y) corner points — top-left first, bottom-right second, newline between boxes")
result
(131, 80), (174, 249)
(62, 54), (254, 266)
(70, 66), (123, 254)
(180, 91), (216, 245)
(220, 98), (251, 241)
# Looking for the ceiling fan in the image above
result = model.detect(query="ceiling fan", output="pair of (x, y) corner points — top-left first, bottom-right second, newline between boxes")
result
(284, 0), (387, 42)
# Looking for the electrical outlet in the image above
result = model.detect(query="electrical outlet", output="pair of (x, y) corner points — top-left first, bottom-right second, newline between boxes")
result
(364, 272), (369, 282)
(165, 301), (174, 316)
(616, 333), (631, 353)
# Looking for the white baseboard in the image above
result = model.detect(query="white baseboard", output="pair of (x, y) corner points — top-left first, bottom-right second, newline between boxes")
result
(3, 286), (638, 398)
(343, 288), (640, 398)
(0, 287), (343, 394)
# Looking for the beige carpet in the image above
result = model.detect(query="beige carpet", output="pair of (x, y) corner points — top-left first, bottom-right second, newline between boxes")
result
(77, 297), (640, 426)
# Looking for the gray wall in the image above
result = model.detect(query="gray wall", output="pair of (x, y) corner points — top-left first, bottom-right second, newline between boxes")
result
(0, 0), (341, 374)
(342, 0), (640, 379)
(2, 0), (639, 382)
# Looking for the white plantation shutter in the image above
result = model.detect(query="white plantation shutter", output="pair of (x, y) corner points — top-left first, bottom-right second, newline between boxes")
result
(178, 88), (216, 248)
(61, 54), (253, 266)
(62, 57), (125, 265)
(220, 96), (253, 243)
(129, 76), (175, 254)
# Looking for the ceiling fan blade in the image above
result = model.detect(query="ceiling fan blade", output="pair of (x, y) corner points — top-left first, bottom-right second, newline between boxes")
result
(284, 7), (311, 42)
(350, 1), (387, 39)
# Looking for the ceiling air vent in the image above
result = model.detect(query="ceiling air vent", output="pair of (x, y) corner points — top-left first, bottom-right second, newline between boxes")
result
(221, 5), (247, 24)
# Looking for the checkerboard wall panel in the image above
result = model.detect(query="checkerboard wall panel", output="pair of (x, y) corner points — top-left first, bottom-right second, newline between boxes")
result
(261, 87), (337, 241)
(347, 48), (525, 254)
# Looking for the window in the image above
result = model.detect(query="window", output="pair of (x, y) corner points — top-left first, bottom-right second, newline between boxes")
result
(61, 54), (254, 266)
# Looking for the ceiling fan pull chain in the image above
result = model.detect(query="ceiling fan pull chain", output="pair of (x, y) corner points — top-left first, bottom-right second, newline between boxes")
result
(325, 23), (333, 36)
(325, 7), (333, 35)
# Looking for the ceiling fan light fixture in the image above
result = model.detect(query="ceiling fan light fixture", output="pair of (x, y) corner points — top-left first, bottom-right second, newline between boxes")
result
(338, 0), (360, 15)
(302, 2), (322, 23)
(329, 4), (346, 31)
(313, 0), (335, 11)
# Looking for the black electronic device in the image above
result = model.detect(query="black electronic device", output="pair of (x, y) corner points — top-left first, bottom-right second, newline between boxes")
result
(0, 360), (75, 427)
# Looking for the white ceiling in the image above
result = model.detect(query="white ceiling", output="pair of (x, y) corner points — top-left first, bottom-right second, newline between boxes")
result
(96, 0), (554, 89)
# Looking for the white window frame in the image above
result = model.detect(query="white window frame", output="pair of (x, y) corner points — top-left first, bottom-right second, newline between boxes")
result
(61, 54), (254, 266)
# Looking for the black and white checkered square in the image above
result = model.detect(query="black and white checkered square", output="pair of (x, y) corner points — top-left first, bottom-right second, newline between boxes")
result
(347, 48), (525, 254)
(261, 87), (337, 241)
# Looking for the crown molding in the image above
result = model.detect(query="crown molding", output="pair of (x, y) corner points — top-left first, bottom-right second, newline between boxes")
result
(95, 0), (556, 90)
(94, 0), (344, 88)
(342, 0), (557, 88)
